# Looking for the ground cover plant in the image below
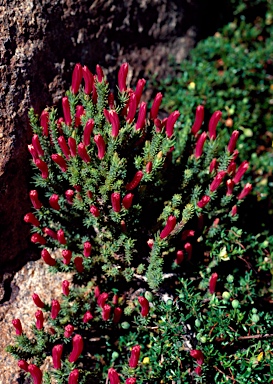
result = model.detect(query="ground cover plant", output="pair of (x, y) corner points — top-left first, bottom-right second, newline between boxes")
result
(7, 55), (273, 384)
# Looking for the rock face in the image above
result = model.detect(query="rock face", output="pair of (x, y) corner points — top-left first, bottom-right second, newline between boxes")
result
(0, 0), (231, 274)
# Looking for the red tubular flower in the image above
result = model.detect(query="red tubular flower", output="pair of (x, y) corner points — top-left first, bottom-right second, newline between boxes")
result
(126, 379), (136, 384)
(41, 249), (56, 266)
(64, 324), (74, 338)
(18, 360), (28, 371)
(181, 229), (195, 241)
(62, 249), (72, 265)
(57, 229), (66, 244)
(111, 192), (121, 212)
(190, 349), (204, 365)
(31, 233), (46, 245)
(58, 136), (70, 159)
(68, 137), (77, 157)
(78, 143), (91, 163)
(49, 194), (60, 210)
(191, 105), (204, 135)
(24, 213), (40, 227)
(108, 92), (115, 108)
(122, 193), (134, 209)
(209, 170), (226, 192)
(197, 195), (210, 208)
(35, 310), (44, 330)
(135, 78), (146, 106)
(29, 190), (42, 209)
(65, 189), (74, 204)
(74, 257), (84, 273)
(138, 296), (149, 317)
(209, 158), (218, 173)
(97, 292), (108, 308)
(194, 132), (207, 158)
(82, 65), (94, 94)
(108, 368), (120, 384)
(28, 364), (43, 384)
(62, 96), (72, 126)
(109, 110), (120, 137)
(32, 134), (44, 157)
(150, 92), (163, 120)
(136, 101), (147, 130)
(195, 366), (202, 376)
(154, 118), (162, 132)
(40, 110), (49, 136)
(126, 171), (143, 190)
(209, 272), (218, 294)
(94, 286), (100, 298)
(83, 310), (93, 323)
(92, 80), (98, 103)
(12, 319), (23, 335)
(35, 158), (49, 179)
(43, 227), (57, 239)
(166, 110), (180, 138)
(129, 345), (141, 368)
(208, 110), (222, 140)
(237, 183), (252, 200)
(126, 92), (137, 123)
(175, 250), (184, 264)
(51, 154), (67, 172)
(90, 205), (100, 217)
(28, 144), (39, 161)
(75, 105), (85, 127)
(146, 161), (152, 174)
(227, 161), (236, 176)
(51, 299), (60, 320)
(94, 134), (106, 159)
(231, 205), (238, 216)
(233, 161), (249, 184)
(121, 220), (127, 232)
(52, 344), (63, 369)
(113, 307), (122, 323)
(112, 294), (118, 305)
(83, 119), (95, 146)
(104, 108), (111, 123)
(71, 63), (82, 94)
(227, 130), (239, 153)
(102, 304), (111, 320)
(160, 215), (176, 239)
(184, 242), (193, 260)
(62, 280), (70, 296)
(57, 117), (64, 131)
(32, 293), (45, 308)
(69, 369), (79, 384)
(118, 62), (129, 91)
(226, 179), (234, 196)
(96, 64), (104, 82)
(69, 334), (84, 363)
(83, 241), (92, 257)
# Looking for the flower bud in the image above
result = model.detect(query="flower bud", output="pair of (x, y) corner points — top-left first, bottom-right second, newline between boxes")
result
(96, 64), (104, 82)
(97, 292), (108, 307)
(135, 78), (146, 106)
(109, 110), (120, 137)
(92, 79), (98, 103)
(226, 179), (234, 196)
(175, 250), (184, 264)
(18, 359), (28, 371)
(29, 190), (42, 209)
(160, 215), (176, 239)
(197, 195), (210, 208)
(166, 110), (180, 138)
(231, 205), (238, 216)
(208, 110), (222, 140)
(113, 307), (122, 323)
(51, 299), (60, 320)
(68, 137), (77, 157)
(122, 193), (134, 209)
(194, 132), (207, 158)
(43, 227), (57, 239)
(184, 242), (192, 260)
(51, 154), (67, 172)
(40, 110), (49, 136)
(195, 366), (202, 376)
(118, 62), (129, 92)
(108, 92), (115, 108)
(32, 293), (45, 308)
(28, 144), (39, 161)
(108, 368), (120, 384)
(52, 344), (63, 369)
(150, 92), (163, 120)
(74, 257), (84, 273)
(71, 63), (82, 94)
(227, 130), (239, 153)
(64, 324), (74, 338)
(32, 134), (44, 157)
(102, 304), (111, 320)
(209, 158), (218, 173)
(94, 286), (100, 298)
(129, 345), (141, 368)
(209, 272), (218, 294)
(58, 136), (70, 159)
(90, 205), (100, 217)
(209, 171), (226, 192)
(83, 119), (95, 146)
(62, 96), (72, 126)
(57, 229), (66, 245)
(136, 101), (147, 130)
(35, 158), (49, 179)
(191, 105), (204, 135)
(237, 183), (252, 200)
(126, 93), (137, 123)
(12, 319), (23, 335)
(31, 233), (46, 245)
(48, 194), (60, 211)
(111, 192), (121, 212)
(75, 105), (85, 127)
(69, 334), (84, 363)
(146, 161), (152, 174)
(62, 249), (72, 265)
(83, 310), (93, 323)
(181, 229), (195, 240)
(126, 171), (143, 190)
(65, 189), (74, 204)
(24, 213), (40, 227)
(94, 134), (106, 159)
(78, 143), (91, 163)
(35, 310), (44, 330)
(233, 160), (249, 184)
(82, 65), (94, 94)
(190, 349), (204, 365)
(28, 364), (43, 384)
(69, 369), (79, 384)
(138, 296), (149, 317)
(83, 241), (92, 257)
(62, 280), (70, 296)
